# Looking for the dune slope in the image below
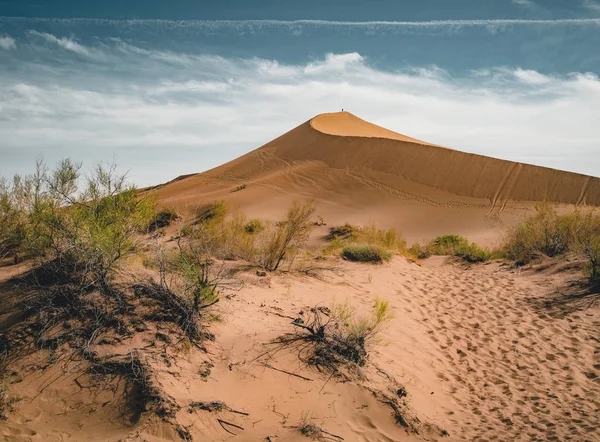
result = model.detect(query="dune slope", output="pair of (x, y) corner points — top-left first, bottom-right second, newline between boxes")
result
(156, 112), (599, 243)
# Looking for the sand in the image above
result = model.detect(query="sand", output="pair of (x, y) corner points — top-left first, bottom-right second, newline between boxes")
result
(154, 112), (600, 246)
(2, 257), (599, 441)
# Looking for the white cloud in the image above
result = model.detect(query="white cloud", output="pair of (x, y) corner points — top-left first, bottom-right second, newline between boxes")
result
(0, 41), (599, 186)
(582, 0), (600, 12)
(28, 31), (90, 55)
(513, 68), (551, 85)
(512, 0), (538, 8)
(0, 35), (16, 50)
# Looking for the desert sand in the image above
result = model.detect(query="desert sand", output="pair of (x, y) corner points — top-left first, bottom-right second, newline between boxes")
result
(155, 112), (600, 245)
(1, 112), (599, 441)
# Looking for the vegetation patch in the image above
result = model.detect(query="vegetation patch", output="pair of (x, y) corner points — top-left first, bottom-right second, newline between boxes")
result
(503, 203), (600, 286)
(276, 299), (392, 375)
(148, 208), (179, 232)
(409, 234), (495, 263)
(342, 244), (392, 263)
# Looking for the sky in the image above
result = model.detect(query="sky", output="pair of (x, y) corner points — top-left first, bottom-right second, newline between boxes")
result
(1, 1), (599, 186)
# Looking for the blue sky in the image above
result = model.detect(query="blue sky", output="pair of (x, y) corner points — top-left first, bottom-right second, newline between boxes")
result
(1, 1), (599, 185)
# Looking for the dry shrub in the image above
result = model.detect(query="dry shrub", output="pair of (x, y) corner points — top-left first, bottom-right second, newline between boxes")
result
(277, 298), (393, 374)
(259, 200), (315, 271)
(503, 204), (600, 282)
(325, 223), (407, 262)
(148, 207), (178, 232)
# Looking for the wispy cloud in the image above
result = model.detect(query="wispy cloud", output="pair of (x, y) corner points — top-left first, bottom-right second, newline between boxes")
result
(582, 0), (600, 12)
(0, 35), (15, 50)
(28, 30), (90, 55)
(512, 0), (538, 9)
(2, 17), (600, 35)
(0, 38), (599, 185)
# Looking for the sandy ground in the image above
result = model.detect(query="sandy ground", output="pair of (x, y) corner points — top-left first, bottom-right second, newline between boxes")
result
(2, 256), (599, 441)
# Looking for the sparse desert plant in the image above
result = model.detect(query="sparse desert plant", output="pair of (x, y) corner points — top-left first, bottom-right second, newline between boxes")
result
(326, 223), (407, 263)
(232, 184), (247, 192)
(580, 235), (600, 287)
(244, 218), (264, 234)
(173, 224), (222, 310)
(408, 242), (432, 259)
(148, 207), (178, 232)
(342, 244), (392, 263)
(276, 298), (393, 374)
(327, 223), (356, 240)
(259, 200), (315, 271)
(410, 234), (494, 263)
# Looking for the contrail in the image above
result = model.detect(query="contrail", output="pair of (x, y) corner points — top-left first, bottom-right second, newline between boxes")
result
(1, 17), (600, 28)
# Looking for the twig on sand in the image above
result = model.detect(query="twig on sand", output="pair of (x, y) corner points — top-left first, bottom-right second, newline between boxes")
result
(217, 418), (244, 434)
(189, 400), (249, 416)
(264, 363), (313, 381)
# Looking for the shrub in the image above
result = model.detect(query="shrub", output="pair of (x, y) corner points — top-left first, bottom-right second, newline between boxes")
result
(244, 219), (263, 234)
(326, 224), (406, 262)
(327, 223), (356, 240)
(278, 298), (393, 372)
(581, 236), (600, 287)
(232, 184), (247, 192)
(430, 235), (469, 255)
(410, 234), (493, 263)
(454, 241), (492, 263)
(260, 200), (315, 271)
(408, 243), (432, 259)
(148, 208), (178, 232)
(0, 159), (156, 285)
(342, 245), (391, 263)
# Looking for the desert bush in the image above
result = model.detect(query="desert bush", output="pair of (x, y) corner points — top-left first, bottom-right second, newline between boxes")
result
(454, 241), (493, 263)
(0, 159), (156, 285)
(244, 218), (263, 234)
(502, 204), (600, 285)
(430, 234), (468, 255)
(503, 203), (574, 264)
(327, 223), (356, 240)
(277, 298), (393, 373)
(259, 200), (315, 271)
(173, 224), (222, 310)
(232, 184), (247, 192)
(326, 223), (407, 263)
(408, 242), (432, 259)
(581, 236), (600, 287)
(342, 244), (392, 263)
(503, 204), (600, 265)
(148, 207), (178, 232)
(410, 234), (494, 263)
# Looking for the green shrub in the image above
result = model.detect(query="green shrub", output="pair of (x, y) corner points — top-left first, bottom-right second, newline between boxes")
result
(410, 234), (494, 263)
(0, 159), (156, 284)
(430, 234), (469, 255)
(454, 241), (493, 263)
(342, 244), (392, 263)
(408, 242), (432, 259)
(244, 219), (263, 234)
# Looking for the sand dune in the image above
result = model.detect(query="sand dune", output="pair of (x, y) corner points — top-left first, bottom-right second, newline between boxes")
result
(156, 112), (599, 245)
